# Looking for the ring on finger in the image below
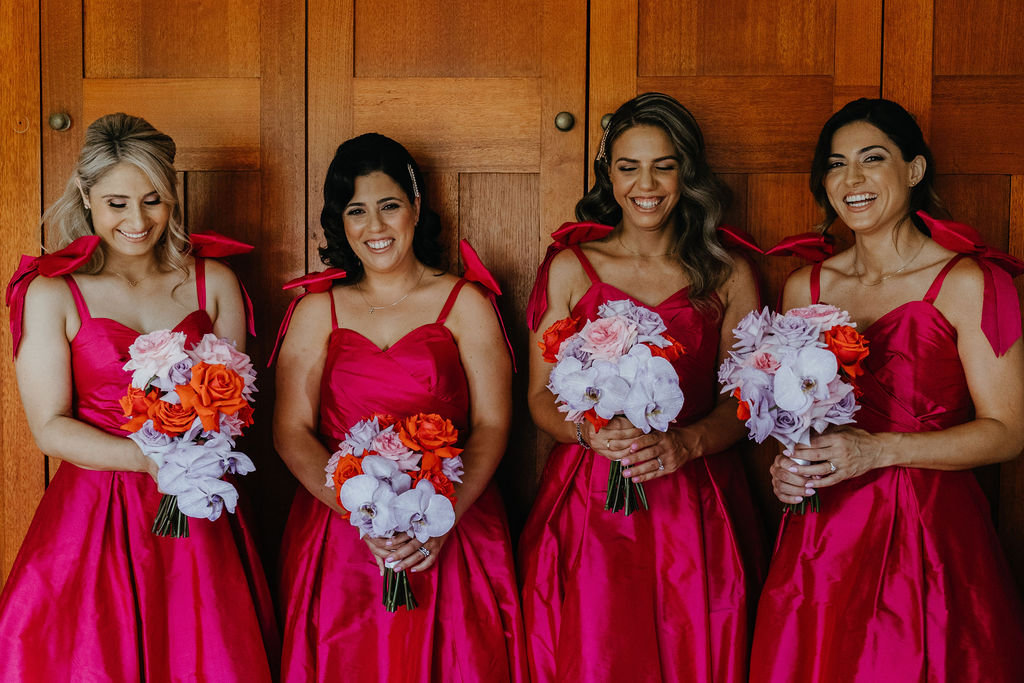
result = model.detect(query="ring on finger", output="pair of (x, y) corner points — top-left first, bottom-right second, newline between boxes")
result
(656, 456), (665, 471)
(606, 440), (612, 449)
(828, 460), (837, 473)
(418, 546), (431, 558)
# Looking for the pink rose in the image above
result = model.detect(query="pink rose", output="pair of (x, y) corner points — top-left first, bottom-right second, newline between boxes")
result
(370, 428), (421, 471)
(188, 333), (257, 399)
(580, 316), (638, 361)
(123, 329), (190, 389)
(748, 350), (780, 373)
(786, 304), (851, 332)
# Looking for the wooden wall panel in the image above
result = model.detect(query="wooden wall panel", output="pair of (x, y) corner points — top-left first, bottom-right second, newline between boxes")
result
(84, 0), (259, 78)
(882, 0), (933, 134)
(351, 79), (541, 172)
(82, 79), (261, 171)
(459, 173), (542, 521)
(638, 0), (697, 77)
(934, 0), (1024, 75)
(638, 76), (833, 173)
(0, 0), (44, 589)
(1004, 176), (1024, 580)
(931, 77), (1024, 175)
(354, 0), (541, 78)
(833, 0), (882, 108)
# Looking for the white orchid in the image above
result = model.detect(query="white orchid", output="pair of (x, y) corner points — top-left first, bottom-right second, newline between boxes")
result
(773, 346), (838, 413)
(392, 480), (456, 543)
(175, 477), (239, 521)
(622, 355), (684, 433)
(339, 474), (399, 538)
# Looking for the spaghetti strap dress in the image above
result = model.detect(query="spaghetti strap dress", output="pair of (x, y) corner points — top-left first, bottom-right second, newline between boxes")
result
(750, 239), (1024, 682)
(519, 222), (766, 683)
(277, 273), (528, 683)
(0, 237), (277, 683)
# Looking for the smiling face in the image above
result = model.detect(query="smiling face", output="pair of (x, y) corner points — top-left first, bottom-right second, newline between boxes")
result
(608, 125), (682, 234)
(83, 162), (171, 258)
(824, 121), (925, 235)
(343, 171), (421, 274)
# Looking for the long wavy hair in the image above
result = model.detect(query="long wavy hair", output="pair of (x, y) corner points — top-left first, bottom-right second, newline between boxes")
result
(810, 98), (946, 234)
(43, 112), (188, 276)
(576, 92), (733, 310)
(319, 133), (444, 283)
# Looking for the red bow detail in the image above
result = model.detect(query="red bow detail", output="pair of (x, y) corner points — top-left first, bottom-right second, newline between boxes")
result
(6, 235), (101, 358)
(268, 268), (349, 365)
(526, 222), (614, 331)
(460, 240), (515, 371)
(765, 233), (835, 262)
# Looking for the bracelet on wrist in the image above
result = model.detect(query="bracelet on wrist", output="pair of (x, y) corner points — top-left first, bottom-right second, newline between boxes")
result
(575, 422), (591, 449)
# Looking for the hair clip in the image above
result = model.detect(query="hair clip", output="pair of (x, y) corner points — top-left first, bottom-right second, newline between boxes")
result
(407, 163), (420, 198)
(596, 124), (612, 163)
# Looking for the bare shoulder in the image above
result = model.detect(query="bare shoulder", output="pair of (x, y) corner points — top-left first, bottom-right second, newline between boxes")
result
(200, 257), (241, 293)
(288, 289), (334, 330)
(933, 255), (987, 329)
(781, 263), (815, 310)
(22, 273), (76, 317)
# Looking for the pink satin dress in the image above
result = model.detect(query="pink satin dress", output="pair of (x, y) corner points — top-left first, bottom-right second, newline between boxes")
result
(519, 237), (766, 683)
(277, 278), (528, 683)
(0, 258), (277, 682)
(750, 255), (1024, 682)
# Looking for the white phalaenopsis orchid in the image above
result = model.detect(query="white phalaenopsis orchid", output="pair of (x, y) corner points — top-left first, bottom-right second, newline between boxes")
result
(361, 455), (412, 495)
(773, 346), (839, 413)
(622, 354), (685, 433)
(339, 474), (400, 538)
(175, 476), (239, 521)
(392, 480), (456, 543)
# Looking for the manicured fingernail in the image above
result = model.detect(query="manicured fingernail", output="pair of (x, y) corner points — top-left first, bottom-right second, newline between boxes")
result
(787, 466), (798, 472)
(622, 470), (631, 477)
(630, 443), (638, 453)
(385, 540), (393, 547)
(632, 477), (641, 483)
(621, 459), (631, 466)
(805, 488), (815, 495)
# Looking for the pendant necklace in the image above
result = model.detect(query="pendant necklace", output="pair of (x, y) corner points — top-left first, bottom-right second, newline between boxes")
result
(617, 233), (673, 258)
(109, 270), (157, 287)
(358, 266), (425, 314)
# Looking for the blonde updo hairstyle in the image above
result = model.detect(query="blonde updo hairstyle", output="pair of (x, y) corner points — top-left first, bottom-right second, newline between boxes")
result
(43, 112), (189, 276)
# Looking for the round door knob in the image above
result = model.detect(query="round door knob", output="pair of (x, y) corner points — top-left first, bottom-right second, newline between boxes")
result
(600, 113), (613, 130)
(48, 112), (72, 131)
(554, 111), (575, 131)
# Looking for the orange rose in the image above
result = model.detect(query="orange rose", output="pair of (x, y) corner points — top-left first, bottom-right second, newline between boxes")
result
(176, 362), (248, 432)
(147, 399), (199, 436)
(584, 409), (609, 433)
(120, 387), (160, 432)
(646, 333), (686, 362)
(398, 413), (459, 451)
(373, 413), (397, 430)
(824, 325), (870, 380)
(332, 454), (365, 517)
(414, 468), (457, 504)
(538, 315), (584, 363)
(732, 388), (751, 421)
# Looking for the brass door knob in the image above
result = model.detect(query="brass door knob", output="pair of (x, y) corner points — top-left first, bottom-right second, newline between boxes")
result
(554, 111), (575, 131)
(48, 112), (72, 131)
(600, 113), (613, 130)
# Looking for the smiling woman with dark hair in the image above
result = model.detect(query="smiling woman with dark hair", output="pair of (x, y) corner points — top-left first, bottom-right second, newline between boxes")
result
(751, 98), (1024, 682)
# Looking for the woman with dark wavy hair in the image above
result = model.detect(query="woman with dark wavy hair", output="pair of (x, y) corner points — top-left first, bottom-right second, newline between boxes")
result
(273, 133), (527, 682)
(519, 92), (765, 682)
(751, 98), (1024, 681)
(0, 113), (277, 681)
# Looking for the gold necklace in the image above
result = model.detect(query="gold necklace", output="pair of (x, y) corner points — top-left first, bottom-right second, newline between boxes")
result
(616, 233), (673, 258)
(357, 266), (425, 314)
(853, 238), (926, 287)
(108, 269), (158, 287)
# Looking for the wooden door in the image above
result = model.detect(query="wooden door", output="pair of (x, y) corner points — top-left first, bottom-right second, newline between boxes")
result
(0, 0), (307, 583)
(883, 0), (1024, 581)
(306, 0), (589, 525)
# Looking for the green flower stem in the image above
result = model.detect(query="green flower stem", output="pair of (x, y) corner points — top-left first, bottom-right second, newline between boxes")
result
(604, 460), (649, 516)
(151, 494), (190, 538)
(382, 567), (418, 612)
(784, 492), (820, 515)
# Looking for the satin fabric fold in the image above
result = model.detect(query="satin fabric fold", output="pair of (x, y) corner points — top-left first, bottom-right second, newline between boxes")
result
(519, 245), (766, 682)
(267, 267), (348, 365)
(0, 274), (278, 682)
(278, 282), (528, 682)
(750, 260), (1024, 683)
(459, 239), (517, 371)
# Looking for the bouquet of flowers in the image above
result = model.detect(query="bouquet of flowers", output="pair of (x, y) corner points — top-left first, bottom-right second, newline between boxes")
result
(326, 412), (463, 612)
(540, 299), (686, 515)
(718, 304), (869, 512)
(119, 331), (257, 537)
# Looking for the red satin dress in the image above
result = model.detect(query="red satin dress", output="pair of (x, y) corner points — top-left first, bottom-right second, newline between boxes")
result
(519, 228), (766, 683)
(0, 252), (277, 682)
(750, 255), (1024, 682)
(277, 278), (528, 683)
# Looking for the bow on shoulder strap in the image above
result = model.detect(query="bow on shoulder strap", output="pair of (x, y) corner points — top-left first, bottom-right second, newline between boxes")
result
(916, 211), (1024, 356)
(526, 222), (614, 331)
(765, 232), (835, 262)
(459, 239), (516, 372)
(6, 235), (101, 358)
(191, 231), (257, 336)
(268, 268), (348, 366)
